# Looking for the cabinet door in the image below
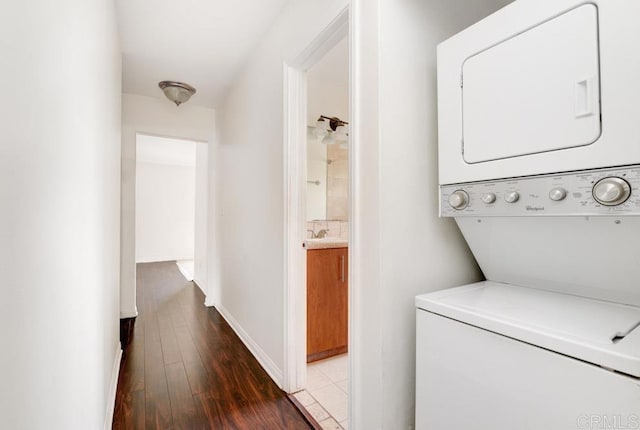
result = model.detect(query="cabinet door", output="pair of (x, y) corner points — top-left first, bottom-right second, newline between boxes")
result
(307, 248), (348, 362)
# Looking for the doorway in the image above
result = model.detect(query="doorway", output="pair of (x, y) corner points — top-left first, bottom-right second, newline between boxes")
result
(135, 134), (208, 291)
(283, 7), (351, 430)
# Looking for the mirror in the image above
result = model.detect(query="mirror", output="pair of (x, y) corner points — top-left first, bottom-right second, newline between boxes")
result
(306, 138), (348, 221)
(306, 36), (349, 222)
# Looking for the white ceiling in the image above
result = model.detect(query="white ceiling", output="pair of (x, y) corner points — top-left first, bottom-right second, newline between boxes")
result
(136, 134), (198, 167)
(116, 0), (289, 108)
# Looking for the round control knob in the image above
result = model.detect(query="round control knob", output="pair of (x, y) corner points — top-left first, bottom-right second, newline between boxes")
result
(505, 191), (520, 204)
(592, 177), (631, 206)
(481, 193), (497, 204)
(448, 190), (469, 210)
(549, 187), (567, 202)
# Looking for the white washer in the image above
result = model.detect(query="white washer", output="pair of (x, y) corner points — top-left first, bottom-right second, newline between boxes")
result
(418, 0), (640, 428)
(416, 167), (640, 428)
(416, 282), (640, 430)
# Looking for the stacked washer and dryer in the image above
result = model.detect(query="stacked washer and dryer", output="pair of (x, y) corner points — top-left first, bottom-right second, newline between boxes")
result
(416, 1), (640, 429)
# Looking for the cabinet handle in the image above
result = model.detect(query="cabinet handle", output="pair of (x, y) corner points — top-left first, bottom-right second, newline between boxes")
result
(340, 255), (345, 283)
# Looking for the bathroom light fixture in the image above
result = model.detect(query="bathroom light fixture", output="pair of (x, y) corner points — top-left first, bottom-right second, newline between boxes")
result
(334, 124), (349, 142)
(313, 115), (350, 145)
(158, 81), (196, 106)
(317, 115), (348, 132)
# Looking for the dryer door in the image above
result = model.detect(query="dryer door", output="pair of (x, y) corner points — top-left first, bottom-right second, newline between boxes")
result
(462, 4), (601, 164)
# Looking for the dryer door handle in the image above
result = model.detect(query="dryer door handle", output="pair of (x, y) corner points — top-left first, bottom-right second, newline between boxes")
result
(575, 77), (597, 118)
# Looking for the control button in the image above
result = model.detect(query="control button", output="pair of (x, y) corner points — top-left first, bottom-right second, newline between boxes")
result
(549, 187), (567, 201)
(592, 177), (632, 206)
(448, 190), (469, 210)
(505, 191), (520, 203)
(481, 193), (496, 204)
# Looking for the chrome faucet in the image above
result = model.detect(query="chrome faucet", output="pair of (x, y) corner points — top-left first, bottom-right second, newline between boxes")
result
(307, 229), (330, 239)
(316, 229), (329, 238)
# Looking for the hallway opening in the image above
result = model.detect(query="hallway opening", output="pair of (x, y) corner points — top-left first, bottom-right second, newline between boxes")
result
(135, 134), (208, 287)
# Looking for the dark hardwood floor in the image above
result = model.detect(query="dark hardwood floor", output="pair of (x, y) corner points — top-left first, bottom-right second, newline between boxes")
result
(113, 261), (313, 429)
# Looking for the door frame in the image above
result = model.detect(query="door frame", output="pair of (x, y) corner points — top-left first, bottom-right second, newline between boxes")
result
(282, 6), (350, 394)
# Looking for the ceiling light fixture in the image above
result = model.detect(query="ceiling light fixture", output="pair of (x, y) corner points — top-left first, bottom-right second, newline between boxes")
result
(158, 81), (196, 106)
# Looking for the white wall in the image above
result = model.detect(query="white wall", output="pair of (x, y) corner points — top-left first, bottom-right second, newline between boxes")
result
(135, 135), (197, 263)
(352, 0), (515, 428)
(217, 0), (513, 428)
(121, 94), (215, 316)
(194, 143), (209, 288)
(135, 162), (196, 263)
(307, 142), (327, 220)
(0, 1), (122, 428)
(307, 37), (349, 125)
(215, 0), (349, 382)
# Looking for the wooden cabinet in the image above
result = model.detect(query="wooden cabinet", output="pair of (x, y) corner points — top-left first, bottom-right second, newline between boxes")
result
(307, 247), (348, 363)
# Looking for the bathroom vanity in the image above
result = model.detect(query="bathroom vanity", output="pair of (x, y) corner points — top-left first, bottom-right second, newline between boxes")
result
(306, 241), (348, 362)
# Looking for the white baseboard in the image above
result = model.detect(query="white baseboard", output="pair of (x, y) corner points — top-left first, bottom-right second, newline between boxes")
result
(104, 344), (123, 430)
(216, 305), (283, 388)
(120, 308), (138, 319)
(204, 295), (216, 308)
(193, 278), (207, 297)
(135, 257), (195, 264)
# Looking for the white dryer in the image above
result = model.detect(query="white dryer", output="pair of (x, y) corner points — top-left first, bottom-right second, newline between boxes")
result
(417, 0), (640, 429)
(438, 0), (640, 184)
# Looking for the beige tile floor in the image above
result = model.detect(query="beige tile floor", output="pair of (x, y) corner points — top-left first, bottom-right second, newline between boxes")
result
(294, 354), (349, 429)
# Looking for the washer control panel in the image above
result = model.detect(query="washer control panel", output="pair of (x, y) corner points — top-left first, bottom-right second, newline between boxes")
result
(440, 166), (640, 217)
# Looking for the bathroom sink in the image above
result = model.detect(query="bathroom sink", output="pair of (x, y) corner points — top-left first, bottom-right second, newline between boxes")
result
(304, 237), (348, 250)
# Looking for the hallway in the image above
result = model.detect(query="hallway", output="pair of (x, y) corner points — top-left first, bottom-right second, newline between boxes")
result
(113, 262), (312, 429)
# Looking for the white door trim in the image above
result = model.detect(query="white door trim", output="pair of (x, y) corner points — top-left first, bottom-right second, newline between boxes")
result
(282, 6), (350, 394)
(283, 63), (308, 393)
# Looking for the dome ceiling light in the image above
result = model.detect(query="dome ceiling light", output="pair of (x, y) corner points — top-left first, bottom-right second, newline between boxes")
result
(158, 81), (196, 106)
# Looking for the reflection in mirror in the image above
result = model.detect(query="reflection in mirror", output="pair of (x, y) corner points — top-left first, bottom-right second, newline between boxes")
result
(326, 143), (348, 220)
(306, 134), (348, 221)
(306, 35), (349, 224)
(307, 137), (327, 220)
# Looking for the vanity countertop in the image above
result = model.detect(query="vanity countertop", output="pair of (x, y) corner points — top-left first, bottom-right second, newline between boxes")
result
(304, 238), (348, 250)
